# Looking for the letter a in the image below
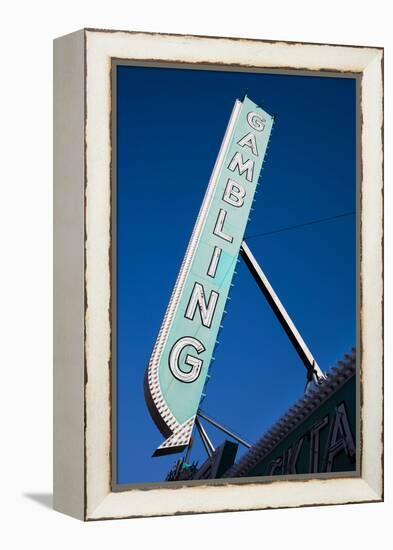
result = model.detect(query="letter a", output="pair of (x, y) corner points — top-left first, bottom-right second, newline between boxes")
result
(237, 132), (258, 156)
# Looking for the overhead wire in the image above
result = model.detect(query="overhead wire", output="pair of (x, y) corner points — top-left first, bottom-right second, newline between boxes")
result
(245, 211), (355, 240)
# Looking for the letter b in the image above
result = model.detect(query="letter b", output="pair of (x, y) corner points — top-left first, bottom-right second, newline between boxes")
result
(223, 178), (246, 207)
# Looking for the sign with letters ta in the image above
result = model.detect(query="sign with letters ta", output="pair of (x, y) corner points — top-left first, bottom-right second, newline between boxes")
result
(145, 96), (274, 456)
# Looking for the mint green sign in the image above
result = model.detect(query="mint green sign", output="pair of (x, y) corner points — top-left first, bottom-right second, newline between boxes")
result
(145, 96), (274, 456)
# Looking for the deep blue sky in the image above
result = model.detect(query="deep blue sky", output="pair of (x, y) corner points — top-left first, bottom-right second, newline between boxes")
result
(116, 64), (357, 484)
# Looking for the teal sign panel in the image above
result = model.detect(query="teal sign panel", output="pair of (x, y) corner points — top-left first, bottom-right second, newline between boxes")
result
(145, 96), (274, 456)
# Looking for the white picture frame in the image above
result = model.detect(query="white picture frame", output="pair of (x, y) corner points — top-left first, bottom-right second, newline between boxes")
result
(53, 28), (383, 520)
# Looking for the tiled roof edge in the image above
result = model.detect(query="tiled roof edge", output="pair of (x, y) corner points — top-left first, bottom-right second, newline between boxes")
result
(223, 349), (356, 478)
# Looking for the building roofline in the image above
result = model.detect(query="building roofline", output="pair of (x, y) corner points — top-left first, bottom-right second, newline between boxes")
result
(223, 350), (356, 477)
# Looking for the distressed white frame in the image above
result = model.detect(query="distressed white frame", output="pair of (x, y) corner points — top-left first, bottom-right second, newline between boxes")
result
(53, 29), (383, 521)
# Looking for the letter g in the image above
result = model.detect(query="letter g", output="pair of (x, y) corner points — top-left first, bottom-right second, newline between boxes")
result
(169, 337), (206, 383)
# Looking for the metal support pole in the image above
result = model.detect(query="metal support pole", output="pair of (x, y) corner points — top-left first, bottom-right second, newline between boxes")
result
(195, 416), (215, 458)
(197, 410), (253, 449)
(184, 431), (194, 463)
(240, 240), (326, 385)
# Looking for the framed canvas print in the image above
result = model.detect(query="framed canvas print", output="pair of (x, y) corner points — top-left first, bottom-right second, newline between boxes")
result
(53, 29), (383, 520)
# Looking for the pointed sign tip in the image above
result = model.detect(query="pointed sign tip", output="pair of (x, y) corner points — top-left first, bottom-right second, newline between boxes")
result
(152, 416), (196, 457)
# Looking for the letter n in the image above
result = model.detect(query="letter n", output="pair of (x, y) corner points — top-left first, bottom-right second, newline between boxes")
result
(185, 282), (219, 328)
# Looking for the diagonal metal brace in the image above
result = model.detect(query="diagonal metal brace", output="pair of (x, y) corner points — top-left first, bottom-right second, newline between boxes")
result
(195, 416), (215, 458)
(240, 240), (326, 386)
(197, 409), (253, 449)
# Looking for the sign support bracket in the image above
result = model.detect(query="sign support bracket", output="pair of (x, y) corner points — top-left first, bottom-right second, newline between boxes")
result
(240, 240), (326, 389)
(195, 416), (215, 458)
(197, 409), (253, 449)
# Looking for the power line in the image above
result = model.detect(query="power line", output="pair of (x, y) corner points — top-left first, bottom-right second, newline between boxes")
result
(245, 211), (355, 240)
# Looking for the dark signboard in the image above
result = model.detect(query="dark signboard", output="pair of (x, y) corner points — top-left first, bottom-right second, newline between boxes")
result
(247, 377), (355, 476)
(223, 353), (356, 478)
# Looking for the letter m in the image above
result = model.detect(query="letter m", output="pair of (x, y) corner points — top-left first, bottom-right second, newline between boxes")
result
(228, 152), (254, 182)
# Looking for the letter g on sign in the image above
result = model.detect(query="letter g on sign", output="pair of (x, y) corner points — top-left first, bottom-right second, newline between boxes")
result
(169, 337), (206, 383)
(247, 111), (265, 132)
